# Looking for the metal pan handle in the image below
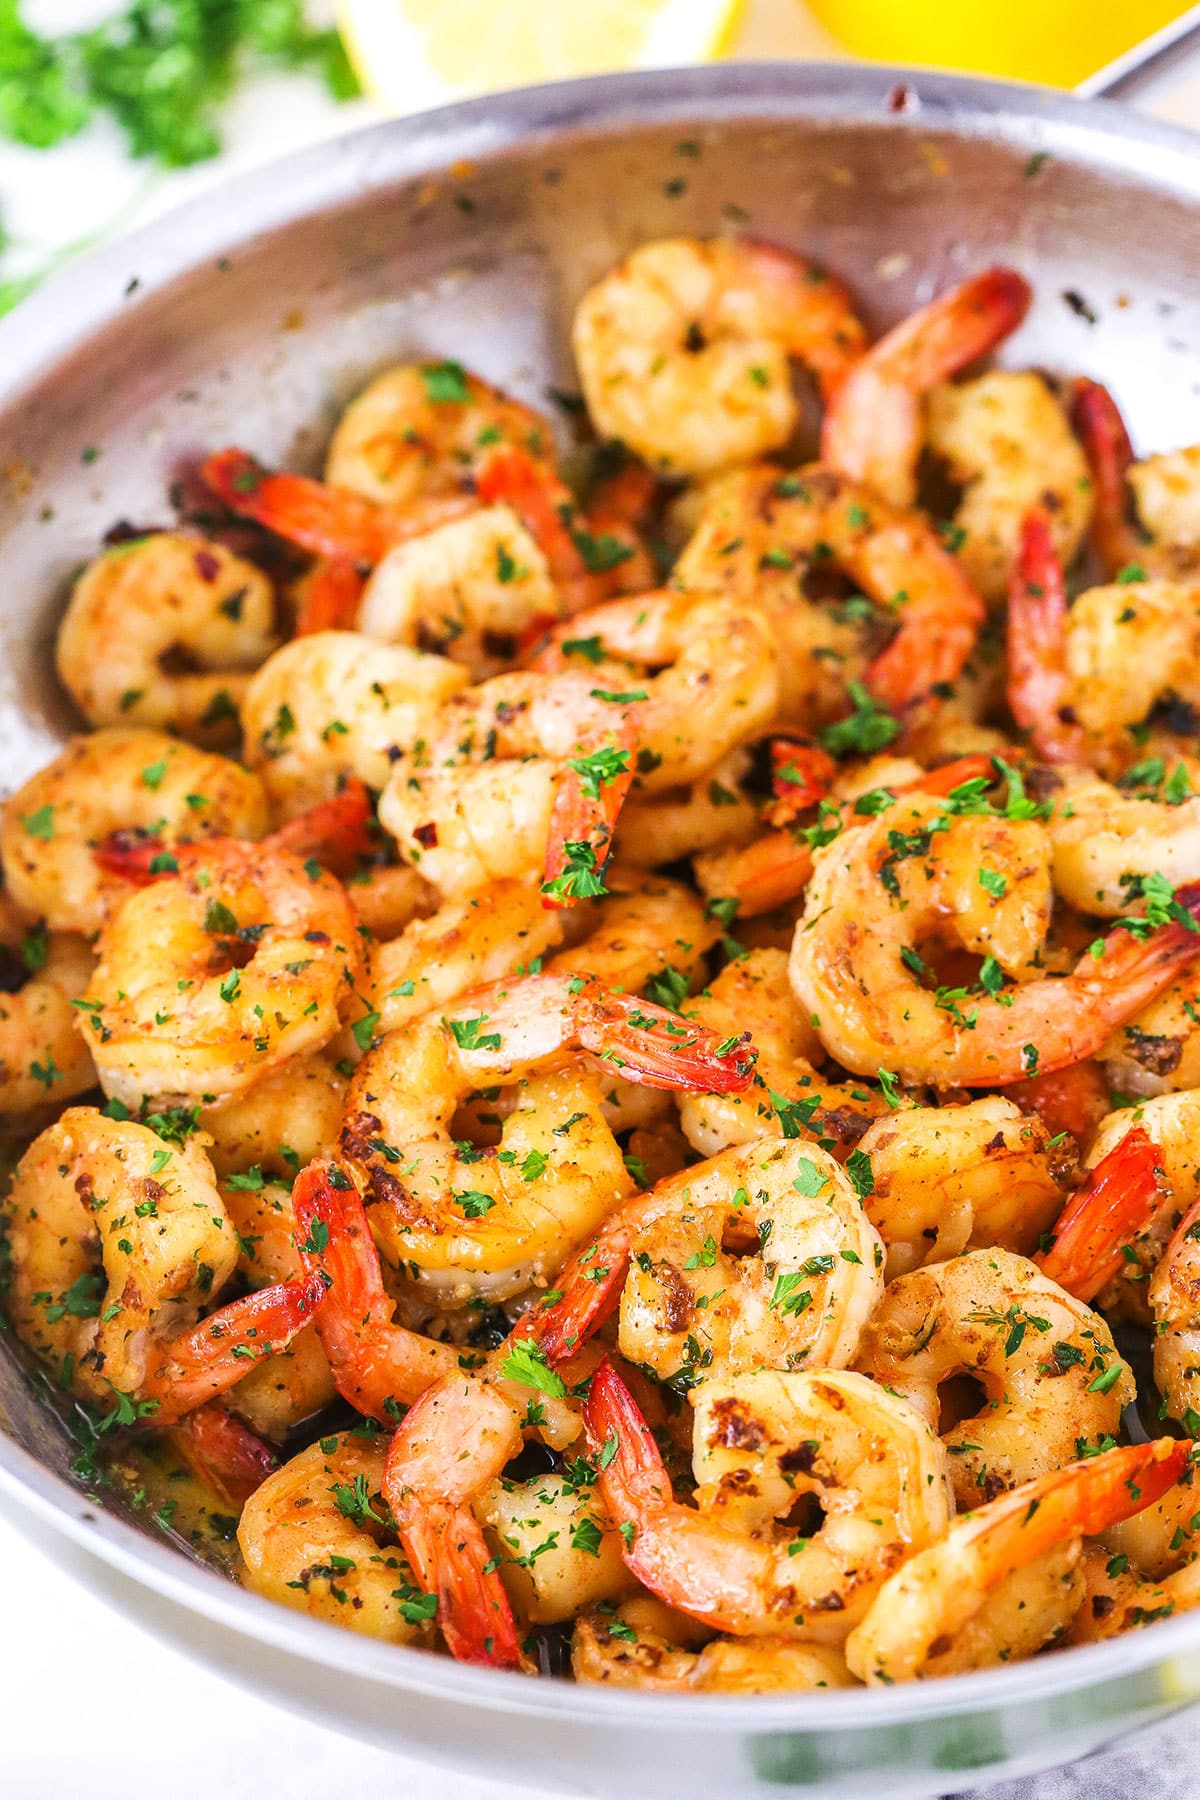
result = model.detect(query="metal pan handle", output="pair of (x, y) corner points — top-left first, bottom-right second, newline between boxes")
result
(1077, 1), (1200, 99)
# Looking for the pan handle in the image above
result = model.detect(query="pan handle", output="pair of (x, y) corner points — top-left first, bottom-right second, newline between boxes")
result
(1076, 1), (1200, 99)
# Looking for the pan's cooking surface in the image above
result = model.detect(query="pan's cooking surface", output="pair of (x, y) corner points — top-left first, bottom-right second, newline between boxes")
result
(7, 62), (1200, 1797)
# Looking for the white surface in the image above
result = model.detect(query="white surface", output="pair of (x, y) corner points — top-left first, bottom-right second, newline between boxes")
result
(5, 4), (1200, 1798)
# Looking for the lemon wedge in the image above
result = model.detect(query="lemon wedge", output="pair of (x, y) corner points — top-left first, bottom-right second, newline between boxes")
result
(338, 0), (747, 112)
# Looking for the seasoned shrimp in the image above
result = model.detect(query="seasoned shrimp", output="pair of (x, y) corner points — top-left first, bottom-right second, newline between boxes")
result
(1151, 1186), (1200, 1433)
(238, 1434), (436, 1644)
(358, 506), (561, 681)
(616, 1138), (884, 1388)
(0, 728), (268, 935)
(548, 868), (716, 996)
(55, 534), (277, 742)
(351, 879), (562, 1044)
(573, 1599), (858, 1692)
(587, 1361), (953, 1642)
(846, 1439), (1189, 1683)
(201, 1052), (346, 1181)
(290, 1161), (458, 1422)
(789, 789), (1200, 1084)
(325, 360), (550, 507)
(673, 464), (984, 720)
(530, 590), (780, 790)
(340, 971), (751, 1301)
(925, 371), (1092, 603)
(821, 267), (1031, 508)
(241, 630), (468, 815)
(1008, 510), (1200, 768)
(0, 931), (96, 1116)
(855, 1248), (1132, 1507)
(676, 948), (886, 1159)
(572, 237), (867, 477)
(1102, 970), (1200, 1098)
(379, 672), (639, 906)
(1073, 378), (1200, 582)
(476, 1470), (633, 1625)
(616, 749), (759, 870)
(858, 1096), (1069, 1280)
(2, 1108), (323, 1423)
(1047, 768), (1200, 915)
(216, 1174), (336, 1439)
(83, 841), (360, 1108)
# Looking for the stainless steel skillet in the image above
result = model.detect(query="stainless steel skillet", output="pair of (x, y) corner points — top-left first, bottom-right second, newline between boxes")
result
(5, 56), (1200, 1800)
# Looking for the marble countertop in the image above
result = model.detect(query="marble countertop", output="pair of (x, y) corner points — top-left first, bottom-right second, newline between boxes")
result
(5, 3), (1200, 1796)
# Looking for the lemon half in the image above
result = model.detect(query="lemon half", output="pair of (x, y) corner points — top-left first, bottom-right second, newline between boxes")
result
(339, 0), (747, 112)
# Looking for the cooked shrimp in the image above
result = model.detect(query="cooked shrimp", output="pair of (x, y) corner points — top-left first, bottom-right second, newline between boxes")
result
(676, 947), (886, 1158)
(616, 1139), (884, 1387)
(925, 371), (1092, 603)
(2, 1108), (324, 1424)
(170, 1403), (278, 1507)
(55, 534), (277, 743)
(1047, 768), (1200, 915)
(855, 1248), (1132, 1508)
(0, 931), (96, 1116)
(358, 506), (561, 681)
(1036, 1123), (1167, 1304)
(214, 1173), (336, 1440)
(821, 267), (1031, 508)
(0, 728), (268, 935)
(1073, 377), (1200, 582)
(340, 970), (751, 1301)
(1102, 970), (1200, 1098)
(351, 879), (562, 1044)
(1008, 510), (1200, 768)
(586, 1361), (953, 1642)
(673, 464), (984, 720)
(789, 789), (1200, 1084)
(238, 1434), (436, 1644)
(572, 237), (867, 477)
(1070, 1544), (1200, 1645)
(379, 671), (640, 907)
(548, 867), (716, 996)
(240, 630), (468, 816)
(858, 1096), (1069, 1280)
(476, 1470), (632, 1625)
(325, 360), (550, 507)
(573, 1598), (858, 1691)
(82, 840), (360, 1108)
(1151, 1186), (1200, 1433)
(290, 1161), (458, 1422)
(529, 590), (780, 790)
(845, 1439), (1189, 1683)
(616, 749), (759, 869)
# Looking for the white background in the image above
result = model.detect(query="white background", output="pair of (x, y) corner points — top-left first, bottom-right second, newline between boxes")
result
(5, 2), (1200, 1796)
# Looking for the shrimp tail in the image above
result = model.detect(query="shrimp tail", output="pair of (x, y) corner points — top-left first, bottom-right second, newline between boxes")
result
(397, 1499), (529, 1670)
(975, 1438), (1191, 1574)
(766, 738), (838, 823)
(1008, 1060), (1112, 1149)
(293, 557), (365, 635)
(93, 826), (167, 883)
(573, 978), (756, 1093)
(1071, 377), (1140, 578)
(1037, 1125), (1164, 1302)
(142, 1268), (328, 1423)
(170, 1402), (278, 1506)
(584, 1355), (669, 1514)
(1007, 508), (1084, 762)
(542, 712), (640, 910)
(510, 1223), (641, 1364)
(267, 778), (375, 874)
(201, 449), (393, 566)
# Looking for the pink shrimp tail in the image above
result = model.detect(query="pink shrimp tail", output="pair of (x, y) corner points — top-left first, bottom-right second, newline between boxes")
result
(294, 557), (365, 635)
(585, 1356), (672, 1523)
(1071, 377), (1139, 578)
(511, 1225), (639, 1365)
(766, 738), (838, 821)
(1038, 1125), (1164, 1302)
(201, 448), (394, 566)
(1006, 509), (1084, 762)
(171, 1403), (278, 1506)
(144, 1268), (327, 1424)
(574, 979), (756, 1093)
(267, 778), (375, 874)
(542, 711), (640, 911)
(395, 1498), (528, 1670)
